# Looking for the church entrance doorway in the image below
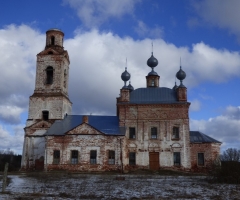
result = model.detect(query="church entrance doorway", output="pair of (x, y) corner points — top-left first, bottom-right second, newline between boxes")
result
(149, 152), (159, 170)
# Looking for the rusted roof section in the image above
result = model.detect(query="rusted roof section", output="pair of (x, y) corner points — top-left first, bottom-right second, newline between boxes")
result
(190, 131), (221, 143)
(129, 87), (177, 104)
(45, 115), (125, 136)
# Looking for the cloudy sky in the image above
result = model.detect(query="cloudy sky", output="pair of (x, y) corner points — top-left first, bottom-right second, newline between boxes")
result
(0, 0), (240, 154)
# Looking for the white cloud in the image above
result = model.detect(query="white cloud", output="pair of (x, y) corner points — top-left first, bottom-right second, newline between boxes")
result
(190, 106), (240, 152)
(189, 99), (201, 111)
(0, 106), (24, 124)
(134, 20), (164, 39)
(0, 125), (24, 154)
(191, 0), (240, 39)
(63, 0), (140, 28)
(0, 24), (44, 124)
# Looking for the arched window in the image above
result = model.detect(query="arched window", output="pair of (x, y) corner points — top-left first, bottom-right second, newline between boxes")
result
(42, 111), (49, 120)
(46, 66), (53, 84)
(51, 36), (55, 45)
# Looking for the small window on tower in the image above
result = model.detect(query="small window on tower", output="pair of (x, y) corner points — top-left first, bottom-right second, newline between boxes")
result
(51, 36), (55, 45)
(42, 111), (49, 120)
(151, 80), (155, 86)
(46, 66), (53, 84)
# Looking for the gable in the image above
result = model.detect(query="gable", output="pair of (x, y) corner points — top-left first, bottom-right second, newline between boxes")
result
(67, 123), (103, 135)
(25, 120), (53, 135)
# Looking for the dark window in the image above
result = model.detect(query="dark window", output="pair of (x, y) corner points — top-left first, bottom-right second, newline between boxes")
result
(108, 150), (115, 165)
(129, 127), (136, 139)
(151, 127), (157, 139)
(51, 36), (55, 45)
(42, 111), (49, 120)
(198, 153), (204, 166)
(129, 152), (136, 165)
(90, 150), (97, 164)
(173, 127), (179, 139)
(46, 66), (53, 84)
(53, 150), (60, 164)
(71, 150), (78, 164)
(48, 51), (53, 54)
(174, 152), (181, 166)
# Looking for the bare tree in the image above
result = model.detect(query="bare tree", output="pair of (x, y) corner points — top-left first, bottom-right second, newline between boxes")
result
(221, 148), (240, 162)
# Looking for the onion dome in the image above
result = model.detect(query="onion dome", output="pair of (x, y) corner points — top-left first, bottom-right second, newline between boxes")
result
(172, 82), (178, 90)
(147, 53), (158, 68)
(128, 81), (134, 92)
(147, 52), (158, 75)
(176, 66), (186, 87)
(121, 67), (131, 89)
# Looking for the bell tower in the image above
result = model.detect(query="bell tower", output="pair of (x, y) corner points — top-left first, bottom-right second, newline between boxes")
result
(27, 28), (72, 126)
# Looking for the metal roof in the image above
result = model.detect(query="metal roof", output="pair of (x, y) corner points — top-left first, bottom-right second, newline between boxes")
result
(45, 115), (125, 136)
(190, 131), (221, 143)
(129, 87), (178, 104)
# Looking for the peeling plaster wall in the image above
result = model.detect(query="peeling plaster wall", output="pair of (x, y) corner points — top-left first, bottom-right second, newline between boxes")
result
(45, 135), (124, 171)
(190, 143), (221, 171)
(118, 104), (191, 170)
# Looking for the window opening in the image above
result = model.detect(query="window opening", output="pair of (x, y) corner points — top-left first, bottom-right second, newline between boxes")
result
(90, 150), (97, 164)
(46, 66), (53, 84)
(151, 80), (155, 86)
(173, 152), (181, 166)
(51, 36), (55, 45)
(48, 51), (53, 54)
(53, 150), (60, 164)
(151, 127), (157, 139)
(198, 153), (204, 166)
(71, 150), (78, 164)
(129, 127), (136, 139)
(172, 127), (179, 139)
(42, 111), (49, 121)
(108, 150), (115, 165)
(129, 152), (136, 165)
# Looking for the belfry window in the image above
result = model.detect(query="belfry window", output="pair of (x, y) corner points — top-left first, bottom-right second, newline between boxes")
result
(51, 36), (55, 45)
(46, 66), (53, 84)
(42, 111), (49, 120)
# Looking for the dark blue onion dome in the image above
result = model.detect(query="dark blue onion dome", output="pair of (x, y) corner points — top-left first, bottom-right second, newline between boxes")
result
(128, 81), (134, 92)
(147, 52), (158, 75)
(172, 81), (178, 90)
(121, 67), (131, 89)
(176, 66), (186, 87)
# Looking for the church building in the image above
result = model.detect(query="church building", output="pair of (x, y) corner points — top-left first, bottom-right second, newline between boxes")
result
(21, 29), (221, 172)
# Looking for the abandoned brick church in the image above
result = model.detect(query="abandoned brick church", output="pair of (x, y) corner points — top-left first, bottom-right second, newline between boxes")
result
(21, 29), (221, 172)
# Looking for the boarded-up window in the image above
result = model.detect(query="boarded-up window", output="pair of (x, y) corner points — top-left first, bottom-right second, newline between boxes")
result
(173, 127), (179, 139)
(173, 152), (181, 166)
(46, 66), (53, 84)
(129, 152), (136, 165)
(129, 127), (136, 139)
(90, 150), (97, 164)
(53, 150), (60, 164)
(198, 153), (204, 166)
(71, 150), (78, 164)
(151, 127), (157, 139)
(108, 150), (115, 165)
(42, 111), (49, 120)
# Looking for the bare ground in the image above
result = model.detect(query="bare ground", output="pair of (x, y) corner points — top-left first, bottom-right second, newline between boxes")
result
(0, 171), (240, 200)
